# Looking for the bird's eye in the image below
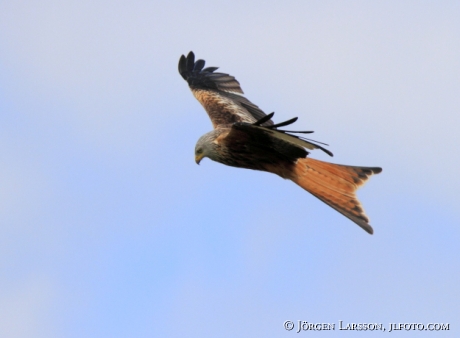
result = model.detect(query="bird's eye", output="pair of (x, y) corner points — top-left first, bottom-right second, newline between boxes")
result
(196, 148), (203, 154)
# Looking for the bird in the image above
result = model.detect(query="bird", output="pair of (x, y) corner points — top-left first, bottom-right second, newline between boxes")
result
(178, 51), (382, 234)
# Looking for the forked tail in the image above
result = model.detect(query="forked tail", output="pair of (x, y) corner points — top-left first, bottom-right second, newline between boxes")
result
(291, 158), (382, 234)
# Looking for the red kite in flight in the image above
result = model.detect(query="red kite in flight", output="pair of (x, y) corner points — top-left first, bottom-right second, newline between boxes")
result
(179, 52), (381, 234)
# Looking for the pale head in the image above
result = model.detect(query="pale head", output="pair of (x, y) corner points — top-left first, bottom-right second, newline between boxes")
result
(194, 130), (222, 164)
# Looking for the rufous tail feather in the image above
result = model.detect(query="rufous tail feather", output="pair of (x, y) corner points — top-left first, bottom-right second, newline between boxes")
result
(291, 158), (382, 234)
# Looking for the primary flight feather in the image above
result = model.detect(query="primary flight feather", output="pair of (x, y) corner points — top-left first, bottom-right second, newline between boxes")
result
(179, 51), (382, 234)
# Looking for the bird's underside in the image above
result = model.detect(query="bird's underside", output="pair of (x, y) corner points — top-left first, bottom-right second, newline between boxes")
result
(179, 51), (382, 234)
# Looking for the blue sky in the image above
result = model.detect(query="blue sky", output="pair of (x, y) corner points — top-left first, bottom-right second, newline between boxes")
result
(0, 1), (459, 337)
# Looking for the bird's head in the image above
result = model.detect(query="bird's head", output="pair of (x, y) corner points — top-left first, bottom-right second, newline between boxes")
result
(194, 130), (221, 165)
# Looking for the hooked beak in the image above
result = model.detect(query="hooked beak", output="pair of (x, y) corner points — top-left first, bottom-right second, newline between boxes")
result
(195, 153), (205, 165)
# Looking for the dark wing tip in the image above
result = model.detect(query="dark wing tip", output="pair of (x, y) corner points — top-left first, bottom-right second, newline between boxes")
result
(178, 54), (187, 80)
(193, 59), (205, 72)
(268, 117), (298, 129)
(317, 145), (333, 157)
(178, 51), (195, 80)
(253, 112), (275, 126)
(178, 52), (244, 94)
(251, 114), (334, 157)
(185, 51), (195, 72)
(202, 66), (218, 72)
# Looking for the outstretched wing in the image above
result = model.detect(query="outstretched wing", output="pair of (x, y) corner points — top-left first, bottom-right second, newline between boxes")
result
(179, 51), (274, 128)
(232, 113), (333, 157)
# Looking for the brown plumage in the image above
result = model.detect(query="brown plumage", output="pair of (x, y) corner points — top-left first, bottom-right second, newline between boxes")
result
(180, 51), (382, 234)
(179, 51), (273, 127)
(291, 159), (381, 234)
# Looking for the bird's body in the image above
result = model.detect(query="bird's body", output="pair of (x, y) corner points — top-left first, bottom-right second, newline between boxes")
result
(195, 127), (297, 177)
(179, 52), (381, 234)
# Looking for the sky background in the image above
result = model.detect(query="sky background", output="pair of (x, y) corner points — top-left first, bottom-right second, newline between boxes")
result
(1, 1), (459, 337)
